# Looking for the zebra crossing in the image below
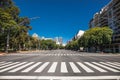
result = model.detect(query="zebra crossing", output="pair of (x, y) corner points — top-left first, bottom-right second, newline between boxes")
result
(0, 61), (120, 74)
(5, 53), (119, 56)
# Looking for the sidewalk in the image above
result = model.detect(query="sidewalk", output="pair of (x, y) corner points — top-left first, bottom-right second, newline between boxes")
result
(0, 52), (6, 56)
(0, 50), (46, 56)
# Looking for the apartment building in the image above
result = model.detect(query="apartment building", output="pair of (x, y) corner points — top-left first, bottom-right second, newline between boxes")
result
(89, 0), (120, 53)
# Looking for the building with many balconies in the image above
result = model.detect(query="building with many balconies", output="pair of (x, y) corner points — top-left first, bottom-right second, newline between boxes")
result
(89, 0), (120, 53)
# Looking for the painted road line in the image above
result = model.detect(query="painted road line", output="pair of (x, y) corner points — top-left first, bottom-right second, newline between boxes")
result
(69, 62), (81, 73)
(21, 62), (42, 73)
(92, 62), (120, 72)
(0, 62), (12, 67)
(9, 62), (34, 72)
(100, 62), (120, 70)
(0, 61), (5, 64)
(77, 62), (94, 73)
(0, 62), (19, 69)
(61, 62), (68, 73)
(35, 62), (49, 72)
(0, 62), (26, 72)
(0, 76), (120, 79)
(107, 62), (120, 67)
(85, 62), (107, 72)
(48, 62), (58, 73)
(114, 62), (120, 65)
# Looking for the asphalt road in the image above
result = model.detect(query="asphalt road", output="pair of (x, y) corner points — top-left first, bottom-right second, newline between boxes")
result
(0, 50), (120, 80)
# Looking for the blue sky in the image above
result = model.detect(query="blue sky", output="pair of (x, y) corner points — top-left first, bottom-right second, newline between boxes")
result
(13, 0), (110, 44)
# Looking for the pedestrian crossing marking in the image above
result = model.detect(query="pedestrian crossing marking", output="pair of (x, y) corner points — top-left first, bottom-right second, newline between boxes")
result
(0, 62), (27, 72)
(6, 53), (120, 57)
(48, 62), (57, 73)
(0, 62), (19, 69)
(0, 61), (120, 74)
(85, 62), (107, 72)
(107, 62), (120, 67)
(0, 62), (12, 67)
(35, 62), (49, 72)
(92, 62), (120, 72)
(61, 62), (68, 73)
(69, 62), (81, 73)
(100, 62), (120, 70)
(77, 62), (94, 73)
(9, 62), (34, 72)
(21, 62), (42, 73)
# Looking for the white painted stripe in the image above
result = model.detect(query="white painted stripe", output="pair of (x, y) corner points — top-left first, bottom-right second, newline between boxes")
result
(21, 62), (42, 72)
(85, 62), (107, 72)
(48, 62), (57, 73)
(0, 62), (19, 69)
(114, 62), (120, 65)
(35, 62), (49, 72)
(107, 62), (120, 67)
(0, 76), (120, 79)
(0, 62), (26, 72)
(92, 62), (120, 72)
(0, 61), (5, 64)
(100, 62), (120, 70)
(9, 62), (34, 72)
(69, 62), (80, 73)
(77, 62), (94, 73)
(61, 62), (68, 73)
(0, 62), (12, 66)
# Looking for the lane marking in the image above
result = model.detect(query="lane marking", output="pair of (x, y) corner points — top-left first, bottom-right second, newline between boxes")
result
(0, 62), (26, 72)
(107, 62), (120, 67)
(9, 62), (34, 72)
(61, 62), (68, 73)
(48, 62), (58, 73)
(21, 62), (42, 73)
(0, 62), (19, 69)
(69, 62), (81, 73)
(35, 62), (49, 72)
(77, 62), (94, 73)
(92, 62), (120, 72)
(85, 62), (107, 72)
(0, 76), (120, 79)
(100, 62), (120, 70)
(0, 62), (12, 67)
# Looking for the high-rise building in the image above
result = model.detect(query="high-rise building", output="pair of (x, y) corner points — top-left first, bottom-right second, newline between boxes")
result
(89, 0), (120, 53)
(54, 37), (63, 45)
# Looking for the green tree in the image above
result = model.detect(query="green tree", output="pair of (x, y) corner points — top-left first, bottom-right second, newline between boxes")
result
(78, 27), (113, 52)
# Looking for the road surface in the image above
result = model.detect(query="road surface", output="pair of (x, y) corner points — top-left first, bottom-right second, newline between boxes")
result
(0, 50), (120, 80)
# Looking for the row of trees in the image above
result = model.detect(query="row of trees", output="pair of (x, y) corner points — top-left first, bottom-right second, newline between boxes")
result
(30, 38), (64, 50)
(0, 0), (63, 53)
(66, 27), (113, 52)
(0, 0), (32, 53)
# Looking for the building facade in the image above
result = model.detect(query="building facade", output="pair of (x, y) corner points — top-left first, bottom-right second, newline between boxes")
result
(89, 0), (120, 53)
(54, 37), (63, 45)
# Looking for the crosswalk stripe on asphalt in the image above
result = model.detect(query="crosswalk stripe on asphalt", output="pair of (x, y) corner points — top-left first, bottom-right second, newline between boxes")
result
(107, 62), (120, 67)
(0, 61), (120, 73)
(85, 62), (107, 72)
(92, 62), (120, 72)
(35, 62), (49, 72)
(9, 62), (34, 72)
(0, 62), (12, 67)
(21, 62), (42, 73)
(77, 62), (94, 73)
(0, 62), (26, 72)
(48, 62), (58, 73)
(61, 62), (68, 73)
(0, 62), (19, 69)
(69, 62), (81, 73)
(100, 62), (120, 70)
